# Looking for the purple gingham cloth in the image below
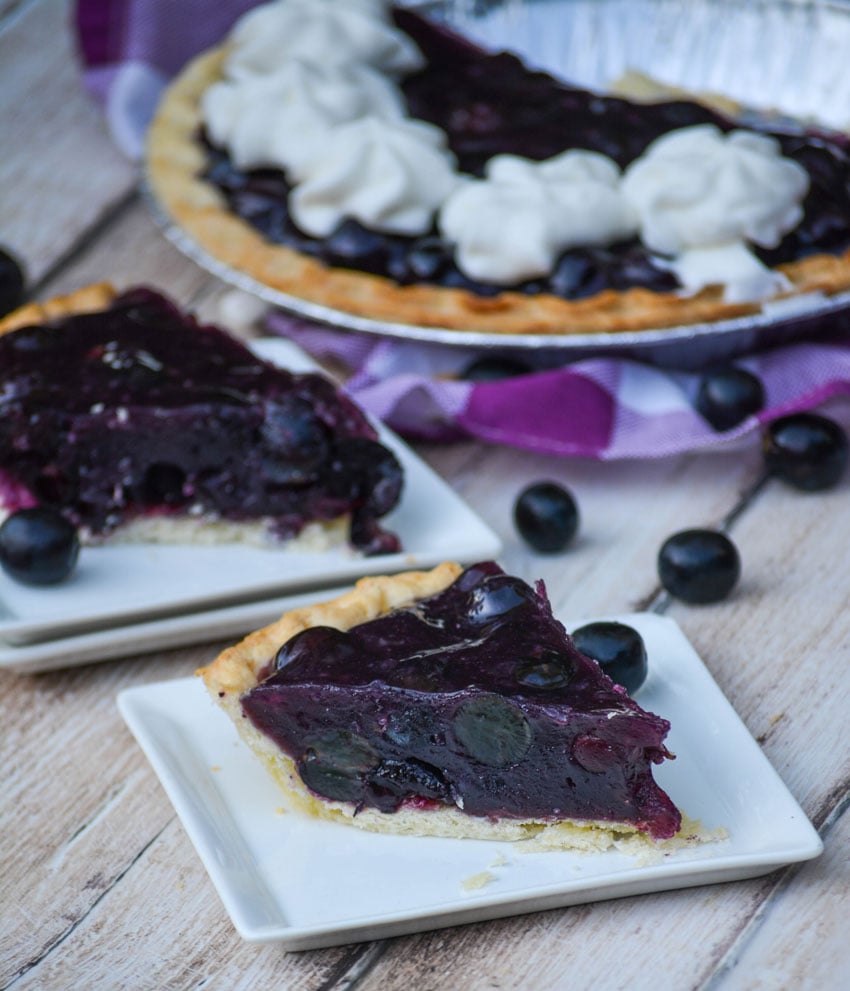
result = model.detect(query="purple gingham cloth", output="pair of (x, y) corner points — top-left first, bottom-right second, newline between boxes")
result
(267, 311), (850, 457)
(76, 0), (257, 157)
(76, 0), (850, 458)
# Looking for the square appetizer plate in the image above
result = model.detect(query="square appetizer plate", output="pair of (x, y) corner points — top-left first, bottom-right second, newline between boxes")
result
(0, 584), (354, 675)
(118, 612), (822, 951)
(0, 338), (500, 647)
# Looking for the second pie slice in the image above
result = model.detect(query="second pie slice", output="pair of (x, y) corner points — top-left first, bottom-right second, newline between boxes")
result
(0, 284), (403, 555)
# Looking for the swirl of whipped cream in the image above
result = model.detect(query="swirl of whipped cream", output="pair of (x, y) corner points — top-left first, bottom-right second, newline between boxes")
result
(439, 150), (638, 284)
(289, 117), (459, 237)
(225, 0), (424, 79)
(202, 60), (405, 173)
(622, 124), (810, 301)
(622, 125), (809, 253)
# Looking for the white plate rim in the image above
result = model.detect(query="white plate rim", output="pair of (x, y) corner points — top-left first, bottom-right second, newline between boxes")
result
(0, 583), (355, 674)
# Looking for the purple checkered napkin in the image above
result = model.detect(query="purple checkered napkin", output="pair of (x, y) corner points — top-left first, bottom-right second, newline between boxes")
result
(268, 311), (850, 458)
(75, 0), (257, 157)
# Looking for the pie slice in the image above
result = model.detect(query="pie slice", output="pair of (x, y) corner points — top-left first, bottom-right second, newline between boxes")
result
(0, 285), (403, 554)
(200, 561), (685, 849)
(146, 1), (850, 336)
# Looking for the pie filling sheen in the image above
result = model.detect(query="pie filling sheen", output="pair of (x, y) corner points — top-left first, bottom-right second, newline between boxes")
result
(198, 0), (850, 306)
(0, 287), (403, 553)
(237, 561), (682, 840)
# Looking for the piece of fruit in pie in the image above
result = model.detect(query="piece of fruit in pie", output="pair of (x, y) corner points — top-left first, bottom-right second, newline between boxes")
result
(0, 284), (403, 555)
(199, 561), (684, 849)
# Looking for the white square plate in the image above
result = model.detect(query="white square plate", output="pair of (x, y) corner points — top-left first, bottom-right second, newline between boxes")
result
(118, 612), (822, 951)
(0, 339), (500, 646)
(0, 584), (355, 675)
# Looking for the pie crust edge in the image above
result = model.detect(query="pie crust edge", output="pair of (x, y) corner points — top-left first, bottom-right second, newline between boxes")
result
(0, 283), (118, 337)
(198, 562), (718, 852)
(146, 45), (850, 338)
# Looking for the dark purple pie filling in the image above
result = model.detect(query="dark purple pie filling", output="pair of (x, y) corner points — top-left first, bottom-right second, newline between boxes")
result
(241, 561), (681, 839)
(201, 8), (850, 297)
(0, 288), (403, 553)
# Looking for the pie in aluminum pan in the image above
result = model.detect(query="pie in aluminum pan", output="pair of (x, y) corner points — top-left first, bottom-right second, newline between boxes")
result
(146, 2), (850, 336)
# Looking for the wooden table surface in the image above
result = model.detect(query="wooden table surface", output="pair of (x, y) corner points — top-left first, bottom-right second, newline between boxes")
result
(2, 2), (849, 988)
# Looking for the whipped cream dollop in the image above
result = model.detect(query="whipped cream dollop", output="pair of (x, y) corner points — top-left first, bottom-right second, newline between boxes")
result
(202, 60), (404, 173)
(668, 242), (795, 304)
(622, 124), (810, 301)
(439, 151), (638, 284)
(289, 117), (459, 237)
(225, 0), (424, 79)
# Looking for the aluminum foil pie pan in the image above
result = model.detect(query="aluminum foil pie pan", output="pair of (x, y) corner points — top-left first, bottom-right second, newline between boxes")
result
(147, 0), (850, 368)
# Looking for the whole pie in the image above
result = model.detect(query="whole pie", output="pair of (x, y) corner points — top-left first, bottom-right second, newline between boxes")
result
(200, 561), (688, 849)
(0, 285), (403, 554)
(147, 0), (850, 336)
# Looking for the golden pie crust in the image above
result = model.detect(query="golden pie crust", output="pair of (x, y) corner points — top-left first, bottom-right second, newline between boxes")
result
(146, 45), (850, 337)
(198, 562), (719, 852)
(201, 562), (464, 696)
(0, 283), (117, 337)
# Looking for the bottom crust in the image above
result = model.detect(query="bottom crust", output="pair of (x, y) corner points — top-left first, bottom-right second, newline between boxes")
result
(81, 513), (351, 551)
(0, 501), (353, 552)
(200, 564), (724, 854)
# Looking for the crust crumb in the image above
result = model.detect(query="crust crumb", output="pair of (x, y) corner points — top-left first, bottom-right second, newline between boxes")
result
(461, 870), (497, 891)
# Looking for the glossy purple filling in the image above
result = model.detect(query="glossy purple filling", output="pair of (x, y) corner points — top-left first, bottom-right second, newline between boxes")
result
(0, 288), (402, 553)
(241, 562), (681, 839)
(202, 8), (850, 298)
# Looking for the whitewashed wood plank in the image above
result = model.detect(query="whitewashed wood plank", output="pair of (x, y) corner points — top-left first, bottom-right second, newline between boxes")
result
(350, 875), (781, 991)
(0, 649), (200, 986)
(663, 462), (850, 828)
(12, 814), (356, 991)
(0, 0), (136, 285)
(421, 440), (764, 619)
(0, 0), (33, 30)
(3, 340), (841, 989)
(2, 629), (364, 988)
(711, 798), (850, 991)
(39, 198), (217, 309)
(2, 435), (842, 991)
(33, 194), (277, 348)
